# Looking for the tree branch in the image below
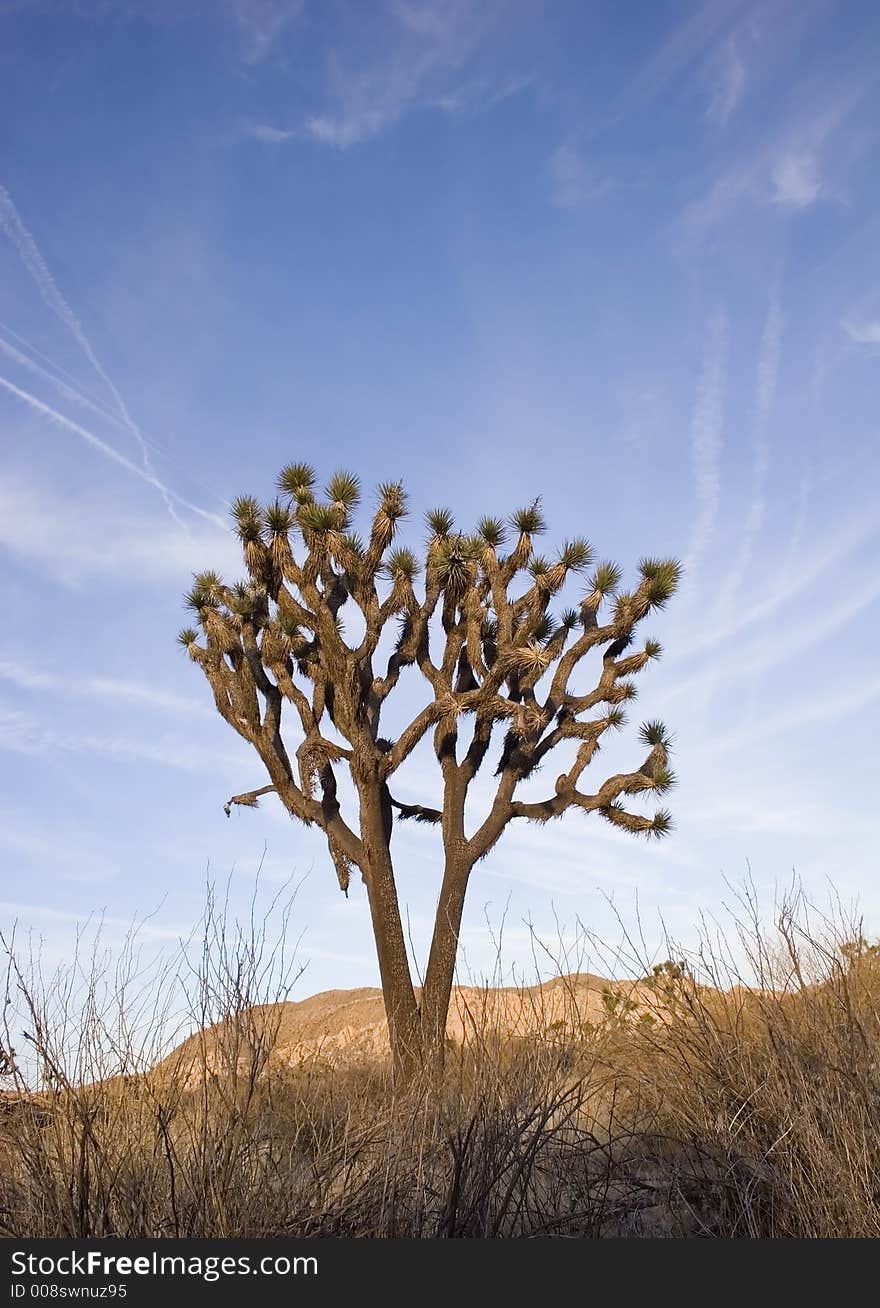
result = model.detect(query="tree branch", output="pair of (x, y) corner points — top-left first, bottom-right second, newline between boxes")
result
(224, 785), (277, 817)
(388, 795), (443, 824)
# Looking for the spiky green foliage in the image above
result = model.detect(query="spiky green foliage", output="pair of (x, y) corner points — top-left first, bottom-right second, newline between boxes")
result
(649, 766), (677, 795)
(277, 610), (301, 640)
(613, 591), (638, 622)
(326, 470), (361, 509)
(436, 534), (479, 593)
(587, 561), (622, 599)
(298, 502), (340, 533)
(195, 569), (223, 595)
(560, 608), (580, 630)
(532, 613), (555, 643)
(377, 482), (408, 520)
(639, 556), (673, 580)
(639, 719), (672, 748)
(264, 500), (294, 535)
(511, 500), (546, 535)
(177, 627), (197, 648)
(230, 495), (260, 520)
(387, 547), (420, 580)
(604, 706), (627, 730)
(341, 531), (365, 557)
(559, 538), (593, 572)
(639, 557), (682, 608)
(644, 638), (663, 661)
(229, 579), (267, 617)
(184, 573), (220, 612)
(277, 463), (316, 502)
(477, 516), (507, 548)
(425, 507), (454, 537)
(650, 809), (674, 837)
(529, 555), (551, 577)
(230, 496), (264, 541)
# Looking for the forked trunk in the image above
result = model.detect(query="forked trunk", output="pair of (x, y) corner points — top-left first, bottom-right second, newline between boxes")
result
(360, 783), (473, 1082)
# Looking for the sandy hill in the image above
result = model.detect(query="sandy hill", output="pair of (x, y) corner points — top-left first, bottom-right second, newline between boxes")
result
(158, 973), (655, 1084)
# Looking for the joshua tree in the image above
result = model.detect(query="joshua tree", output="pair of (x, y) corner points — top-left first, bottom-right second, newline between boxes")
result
(178, 466), (679, 1078)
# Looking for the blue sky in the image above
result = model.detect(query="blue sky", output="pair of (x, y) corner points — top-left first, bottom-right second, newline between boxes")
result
(2, 0), (880, 999)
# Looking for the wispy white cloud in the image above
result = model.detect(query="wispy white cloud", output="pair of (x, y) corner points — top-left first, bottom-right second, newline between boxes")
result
(0, 899), (186, 943)
(0, 659), (210, 718)
(681, 163), (752, 231)
(546, 144), (612, 210)
(706, 34), (747, 124)
(776, 466), (812, 591)
(90, 678), (212, 716)
(393, 0), (470, 39)
(233, 0), (303, 64)
(684, 793), (878, 840)
(683, 94), (859, 229)
(715, 294), (783, 614)
(842, 318), (880, 345)
(0, 661), (56, 692)
(0, 470), (238, 587)
(754, 295), (784, 426)
(769, 149), (822, 208)
(0, 700), (245, 775)
(0, 815), (120, 884)
(250, 0), (532, 149)
(615, 0), (746, 118)
(700, 674), (880, 755)
(683, 310), (728, 584)
(243, 121), (297, 144)
(304, 110), (390, 151)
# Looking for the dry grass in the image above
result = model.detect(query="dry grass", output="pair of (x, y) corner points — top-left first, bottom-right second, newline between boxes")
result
(1, 882), (879, 1238)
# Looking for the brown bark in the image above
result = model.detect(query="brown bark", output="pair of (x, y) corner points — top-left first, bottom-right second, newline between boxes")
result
(420, 848), (472, 1056)
(357, 782), (421, 1078)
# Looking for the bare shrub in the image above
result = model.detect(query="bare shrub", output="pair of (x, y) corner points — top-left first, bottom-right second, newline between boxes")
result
(2, 879), (878, 1238)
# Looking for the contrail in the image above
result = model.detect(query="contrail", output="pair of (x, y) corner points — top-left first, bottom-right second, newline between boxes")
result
(0, 324), (226, 509)
(0, 374), (227, 529)
(0, 317), (125, 420)
(700, 674), (880, 756)
(662, 565), (880, 707)
(777, 464), (811, 594)
(716, 294), (783, 615)
(683, 309), (728, 589)
(0, 183), (181, 525)
(0, 332), (130, 436)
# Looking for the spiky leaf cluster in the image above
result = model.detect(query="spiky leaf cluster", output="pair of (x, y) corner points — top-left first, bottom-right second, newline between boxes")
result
(511, 500), (546, 535)
(477, 516), (507, 547)
(277, 463), (316, 502)
(425, 507), (454, 538)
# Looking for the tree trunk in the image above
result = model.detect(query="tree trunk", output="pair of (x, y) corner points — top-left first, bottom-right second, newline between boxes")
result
(358, 783), (421, 1080)
(420, 848), (472, 1059)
